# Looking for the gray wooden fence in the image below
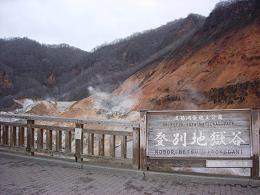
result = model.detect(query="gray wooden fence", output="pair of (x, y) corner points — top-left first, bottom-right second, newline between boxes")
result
(0, 114), (140, 169)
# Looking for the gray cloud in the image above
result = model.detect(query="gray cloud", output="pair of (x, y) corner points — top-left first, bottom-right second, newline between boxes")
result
(0, 0), (221, 51)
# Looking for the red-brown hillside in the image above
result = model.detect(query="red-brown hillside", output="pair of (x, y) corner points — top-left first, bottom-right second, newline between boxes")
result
(114, 20), (260, 110)
(62, 0), (260, 120)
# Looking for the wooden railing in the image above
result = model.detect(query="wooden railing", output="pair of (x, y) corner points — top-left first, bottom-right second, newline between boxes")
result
(0, 114), (140, 169)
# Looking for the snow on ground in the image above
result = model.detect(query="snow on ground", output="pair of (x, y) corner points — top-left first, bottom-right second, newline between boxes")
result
(12, 98), (75, 115)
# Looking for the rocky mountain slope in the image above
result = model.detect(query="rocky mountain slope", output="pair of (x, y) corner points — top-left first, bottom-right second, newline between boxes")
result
(0, 14), (205, 110)
(0, 38), (87, 109)
(58, 14), (205, 101)
(63, 0), (260, 120)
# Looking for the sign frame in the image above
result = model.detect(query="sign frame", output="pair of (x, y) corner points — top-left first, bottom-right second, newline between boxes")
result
(139, 108), (260, 179)
(146, 109), (253, 159)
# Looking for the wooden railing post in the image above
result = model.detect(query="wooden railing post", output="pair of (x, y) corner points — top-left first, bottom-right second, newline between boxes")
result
(1, 124), (4, 145)
(88, 133), (94, 155)
(19, 127), (25, 147)
(65, 131), (71, 153)
(132, 127), (140, 169)
(110, 135), (116, 157)
(10, 126), (13, 146)
(46, 130), (53, 151)
(37, 129), (43, 150)
(75, 123), (83, 162)
(11, 126), (16, 147)
(99, 134), (105, 156)
(121, 136), (127, 158)
(56, 130), (62, 152)
(251, 109), (260, 179)
(0, 124), (2, 145)
(140, 110), (147, 170)
(4, 126), (9, 145)
(26, 120), (35, 155)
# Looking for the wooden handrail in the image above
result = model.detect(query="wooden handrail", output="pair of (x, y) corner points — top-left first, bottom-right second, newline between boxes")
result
(0, 113), (141, 169)
(0, 113), (139, 128)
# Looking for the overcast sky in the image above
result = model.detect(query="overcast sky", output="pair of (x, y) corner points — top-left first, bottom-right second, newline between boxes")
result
(0, 0), (222, 51)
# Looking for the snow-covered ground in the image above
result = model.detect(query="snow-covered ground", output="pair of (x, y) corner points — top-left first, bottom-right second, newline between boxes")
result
(14, 98), (36, 113)
(0, 98), (76, 122)
(13, 98), (75, 115)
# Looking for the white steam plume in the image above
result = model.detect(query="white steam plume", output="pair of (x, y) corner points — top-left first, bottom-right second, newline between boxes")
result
(88, 86), (137, 118)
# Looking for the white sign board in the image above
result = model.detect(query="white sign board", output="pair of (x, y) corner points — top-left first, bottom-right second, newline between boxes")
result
(147, 110), (252, 158)
(75, 128), (82, 140)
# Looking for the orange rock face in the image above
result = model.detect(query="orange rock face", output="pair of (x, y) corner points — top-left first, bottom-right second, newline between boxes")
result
(63, 21), (260, 120)
(114, 21), (260, 111)
(26, 101), (59, 116)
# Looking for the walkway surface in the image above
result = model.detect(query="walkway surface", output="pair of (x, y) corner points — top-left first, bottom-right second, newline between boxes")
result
(0, 152), (260, 195)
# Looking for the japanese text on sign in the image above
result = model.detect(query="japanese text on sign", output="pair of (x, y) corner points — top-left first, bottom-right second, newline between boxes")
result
(147, 110), (251, 158)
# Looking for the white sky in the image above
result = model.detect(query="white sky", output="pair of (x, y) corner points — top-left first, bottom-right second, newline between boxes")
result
(0, 0), (222, 51)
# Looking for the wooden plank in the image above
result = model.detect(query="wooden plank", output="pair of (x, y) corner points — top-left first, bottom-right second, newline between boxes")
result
(11, 126), (17, 147)
(32, 124), (73, 132)
(88, 133), (94, 155)
(9, 126), (13, 146)
(121, 136), (127, 159)
(4, 126), (9, 145)
(26, 123), (30, 151)
(98, 134), (105, 156)
(206, 160), (253, 168)
(0, 122), (26, 128)
(65, 131), (72, 153)
(0, 113), (136, 128)
(59, 130), (62, 151)
(110, 135), (116, 157)
(26, 120), (35, 155)
(32, 127), (34, 150)
(37, 129), (43, 150)
(75, 123), (83, 162)
(132, 127), (140, 169)
(2, 125), (4, 145)
(1, 124), (3, 145)
(140, 110), (147, 170)
(56, 130), (62, 152)
(0, 124), (2, 145)
(19, 127), (25, 146)
(83, 129), (132, 136)
(46, 130), (53, 151)
(251, 109), (259, 178)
